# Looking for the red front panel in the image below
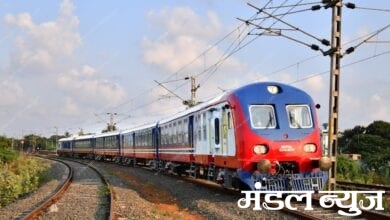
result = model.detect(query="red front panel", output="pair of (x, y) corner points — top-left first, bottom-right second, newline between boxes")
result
(229, 95), (322, 173)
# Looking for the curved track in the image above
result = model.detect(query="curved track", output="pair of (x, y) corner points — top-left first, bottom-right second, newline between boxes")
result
(23, 157), (114, 220)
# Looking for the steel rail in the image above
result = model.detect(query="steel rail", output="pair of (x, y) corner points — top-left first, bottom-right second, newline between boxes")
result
(23, 157), (73, 220)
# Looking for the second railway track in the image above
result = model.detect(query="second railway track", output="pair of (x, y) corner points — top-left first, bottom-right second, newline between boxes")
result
(24, 157), (114, 220)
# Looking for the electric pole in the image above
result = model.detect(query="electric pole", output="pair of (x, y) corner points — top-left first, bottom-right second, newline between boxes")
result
(107, 113), (117, 132)
(54, 126), (58, 150)
(154, 76), (200, 108)
(189, 76), (200, 107)
(326, 0), (343, 191)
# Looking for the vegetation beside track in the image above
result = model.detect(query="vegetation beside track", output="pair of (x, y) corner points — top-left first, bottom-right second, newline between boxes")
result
(0, 149), (50, 207)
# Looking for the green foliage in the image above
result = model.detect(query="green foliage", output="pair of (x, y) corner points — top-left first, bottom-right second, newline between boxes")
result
(338, 120), (390, 184)
(0, 156), (49, 207)
(336, 156), (361, 181)
(0, 149), (19, 164)
(0, 136), (11, 149)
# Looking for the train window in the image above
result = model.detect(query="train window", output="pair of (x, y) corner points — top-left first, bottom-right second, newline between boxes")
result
(148, 130), (152, 146)
(249, 105), (276, 129)
(227, 112), (232, 129)
(286, 105), (313, 128)
(183, 119), (188, 144)
(197, 114), (202, 141)
(202, 112), (207, 141)
(214, 118), (220, 145)
(169, 123), (173, 144)
(161, 127), (165, 145)
(178, 120), (183, 144)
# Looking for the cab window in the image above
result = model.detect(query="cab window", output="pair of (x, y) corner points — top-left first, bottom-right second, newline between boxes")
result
(286, 105), (313, 128)
(249, 105), (276, 129)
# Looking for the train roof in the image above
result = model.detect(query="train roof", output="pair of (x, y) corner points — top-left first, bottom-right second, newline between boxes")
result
(120, 122), (156, 134)
(94, 131), (120, 138)
(158, 92), (226, 124)
(232, 82), (313, 104)
(58, 82), (313, 139)
(58, 136), (75, 142)
(74, 134), (95, 140)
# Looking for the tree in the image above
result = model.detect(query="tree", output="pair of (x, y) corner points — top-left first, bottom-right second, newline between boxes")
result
(337, 120), (390, 182)
(366, 120), (390, 140)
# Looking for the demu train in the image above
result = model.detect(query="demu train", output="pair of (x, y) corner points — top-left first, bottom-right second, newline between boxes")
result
(58, 82), (331, 190)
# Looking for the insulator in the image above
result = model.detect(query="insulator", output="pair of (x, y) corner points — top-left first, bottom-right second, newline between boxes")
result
(346, 47), (355, 54)
(321, 39), (330, 46)
(345, 2), (356, 9)
(311, 5), (322, 11)
(311, 44), (320, 51)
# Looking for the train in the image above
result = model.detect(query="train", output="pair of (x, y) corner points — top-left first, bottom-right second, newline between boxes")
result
(57, 82), (331, 191)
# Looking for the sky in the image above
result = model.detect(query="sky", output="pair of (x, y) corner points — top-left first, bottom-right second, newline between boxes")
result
(0, 0), (389, 138)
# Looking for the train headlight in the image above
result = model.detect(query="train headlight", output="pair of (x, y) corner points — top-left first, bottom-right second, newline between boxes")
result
(267, 85), (280, 94)
(253, 145), (268, 155)
(303, 144), (317, 153)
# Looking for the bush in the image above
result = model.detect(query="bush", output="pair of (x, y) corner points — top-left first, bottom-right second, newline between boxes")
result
(0, 156), (49, 207)
(0, 149), (19, 164)
(336, 156), (362, 181)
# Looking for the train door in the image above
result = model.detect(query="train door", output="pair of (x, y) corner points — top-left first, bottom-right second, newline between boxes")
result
(132, 132), (135, 157)
(153, 126), (160, 160)
(209, 108), (221, 156)
(223, 105), (236, 156)
(221, 106), (228, 155)
(188, 115), (194, 148)
(211, 104), (236, 156)
(194, 111), (209, 155)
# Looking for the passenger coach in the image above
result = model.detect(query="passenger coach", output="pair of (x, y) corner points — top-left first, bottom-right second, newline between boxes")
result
(58, 82), (330, 190)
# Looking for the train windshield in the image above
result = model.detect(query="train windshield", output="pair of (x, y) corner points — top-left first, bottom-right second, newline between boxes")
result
(286, 105), (313, 128)
(249, 105), (276, 129)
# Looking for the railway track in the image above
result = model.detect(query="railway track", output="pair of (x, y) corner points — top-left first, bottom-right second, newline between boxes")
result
(147, 165), (390, 219)
(39, 155), (390, 219)
(337, 180), (390, 194)
(23, 157), (114, 220)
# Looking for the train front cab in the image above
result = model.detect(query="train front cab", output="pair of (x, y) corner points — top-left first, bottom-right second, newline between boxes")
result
(57, 137), (74, 157)
(230, 83), (331, 191)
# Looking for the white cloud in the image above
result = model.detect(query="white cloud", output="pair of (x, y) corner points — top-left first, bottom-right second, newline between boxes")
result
(60, 97), (81, 116)
(57, 65), (127, 107)
(142, 7), (244, 74)
(146, 7), (220, 39)
(1, 0), (128, 135)
(4, 0), (81, 71)
(301, 74), (326, 93)
(339, 89), (390, 129)
(0, 81), (25, 106)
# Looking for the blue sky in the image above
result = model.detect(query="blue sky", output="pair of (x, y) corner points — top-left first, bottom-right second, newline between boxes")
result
(0, 0), (389, 137)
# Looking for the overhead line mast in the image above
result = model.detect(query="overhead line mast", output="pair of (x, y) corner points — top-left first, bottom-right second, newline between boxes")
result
(326, 0), (343, 192)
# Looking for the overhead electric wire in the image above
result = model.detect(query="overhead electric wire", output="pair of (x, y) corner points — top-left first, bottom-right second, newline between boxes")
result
(252, 7), (319, 20)
(111, 2), (278, 124)
(64, 1), (390, 134)
(198, 0), (293, 84)
(343, 24), (390, 56)
(289, 49), (390, 85)
(262, 1), (321, 10)
(344, 3), (390, 13)
(109, 9), (263, 114)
